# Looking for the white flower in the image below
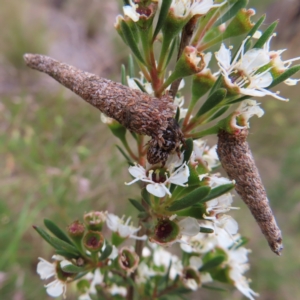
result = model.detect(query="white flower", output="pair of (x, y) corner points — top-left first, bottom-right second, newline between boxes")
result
(79, 269), (104, 300)
(205, 193), (238, 215)
(169, 0), (226, 19)
(174, 95), (188, 119)
(232, 100), (264, 129)
(125, 154), (189, 198)
(178, 217), (200, 236)
(108, 284), (127, 296)
(191, 140), (219, 171)
(215, 39), (288, 101)
(180, 230), (217, 254)
(227, 247), (259, 300)
(136, 261), (157, 284)
(153, 247), (183, 279)
(263, 34), (300, 86)
(37, 255), (68, 298)
(106, 213), (147, 240)
(123, 0), (140, 22)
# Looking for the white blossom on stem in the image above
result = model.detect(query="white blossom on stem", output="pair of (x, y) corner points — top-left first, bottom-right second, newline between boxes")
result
(263, 34), (300, 86)
(215, 39), (288, 101)
(125, 153), (189, 198)
(37, 255), (69, 298)
(106, 213), (147, 240)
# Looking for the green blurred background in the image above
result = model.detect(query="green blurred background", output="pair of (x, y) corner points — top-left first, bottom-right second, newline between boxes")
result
(0, 0), (299, 299)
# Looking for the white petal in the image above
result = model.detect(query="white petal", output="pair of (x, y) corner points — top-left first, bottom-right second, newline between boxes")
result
(146, 183), (167, 197)
(37, 258), (55, 280)
(178, 217), (199, 236)
(45, 280), (65, 297)
(189, 256), (203, 269)
(128, 165), (147, 179)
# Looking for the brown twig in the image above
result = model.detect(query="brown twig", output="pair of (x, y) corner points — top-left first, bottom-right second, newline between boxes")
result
(217, 129), (283, 255)
(169, 16), (199, 98)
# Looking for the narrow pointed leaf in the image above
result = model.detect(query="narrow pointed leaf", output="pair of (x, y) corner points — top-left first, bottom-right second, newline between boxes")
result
(167, 186), (211, 211)
(121, 64), (126, 85)
(228, 95), (250, 104)
(196, 89), (227, 117)
(253, 21), (278, 49)
(202, 285), (228, 292)
(214, 0), (248, 27)
(183, 138), (193, 163)
(129, 198), (146, 212)
(153, 0), (172, 39)
(61, 263), (85, 274)
(44, 219), (73, 245)
(207, 105), (230, 122)
(199, 256), (226, 271)
(198, 183), (235, 203)
(115, 145), (134, 166)
(133, 79), (147, 93)
(55, 250), (79, 259)
(244, 14), (266, 51)
(200, 227), (214, 233)
(128, 55), (135, 78)
(121, 21), (146, 64)
(175, 107), (180, 122)
(141, 188), (151, 206)
(34, 226), (80, 255)
(268, 65), (300, 88)
(100, 244), (113, 261)
(166, 36), (178, 67)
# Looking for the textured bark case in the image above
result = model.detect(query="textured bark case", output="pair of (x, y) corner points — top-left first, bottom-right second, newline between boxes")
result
(217, 129), (283, 255)
(24, 54), (184, 165)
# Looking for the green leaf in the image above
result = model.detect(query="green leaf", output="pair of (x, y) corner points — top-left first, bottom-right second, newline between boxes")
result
(120, 21), (146, 64)
(141, 188), (151, 206)
(183, 138), (193, 163)
(253, 20), (278, 49)
(207, 105), (230, 122)
(153, 0), (172, 39)
(268, 64), (300, 88)
(200, 227), (214, 233)
(196, 89), (227, 117)
(128, 55), (135, 78)
(199, 256), (226, 271)
(214, 0), (248, 27)
(121, 64), (126, 85)
(202, 284), (228, 292)
(100, 244), (113, 261)
(34, 226), (80, 256)
(198, 183), (235, 203)
(128, 198), (146, 212)
(228, 95), (250, 104)
(115, 145), (134, 166)
(61, 263), (85, 274)
(55, 250), (79, 259)
(167, 186), (211, 211)
(244, 14), (266, 52)
(165, 36), (178, 67)
(175, 107), (180, 122)
(44, 219), (73, 245)
(133, 79), (147, 93)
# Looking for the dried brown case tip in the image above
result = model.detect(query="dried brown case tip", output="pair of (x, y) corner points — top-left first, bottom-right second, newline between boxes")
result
(217, 129), (283, 255)
(24, 54), (184, 165)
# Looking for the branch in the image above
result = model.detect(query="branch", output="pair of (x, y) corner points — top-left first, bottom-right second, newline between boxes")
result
(170, 16), (198, 98)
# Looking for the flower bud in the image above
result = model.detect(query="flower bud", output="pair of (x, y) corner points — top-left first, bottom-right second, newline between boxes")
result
(83, 231), (104, 253)
(84, 211), (106, 231)
(67, 220), (85, 238)
(118, 247), (139, 273)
